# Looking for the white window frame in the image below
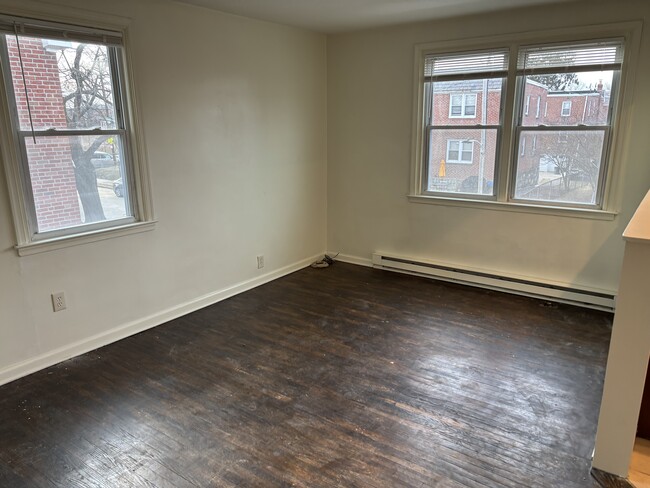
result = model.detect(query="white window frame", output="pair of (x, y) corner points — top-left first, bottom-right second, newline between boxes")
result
(446, 139), (474, 164)
(561, 100), (572, 116)
(536, 97), (541, 118)
(409, 22), (642, 220)
(0, 9), (155, 256)
(449, 93), (477, 118)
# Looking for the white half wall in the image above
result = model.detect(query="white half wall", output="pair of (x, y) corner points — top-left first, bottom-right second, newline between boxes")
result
(0, 0), (327, 383)
(327, 0), (650, 293)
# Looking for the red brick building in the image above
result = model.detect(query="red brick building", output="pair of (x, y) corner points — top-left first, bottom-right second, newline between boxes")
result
(428, 77), (610, 195)
(7, 37), (81, 231)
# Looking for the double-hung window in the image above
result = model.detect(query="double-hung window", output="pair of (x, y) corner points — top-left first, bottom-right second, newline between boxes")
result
(413, 32), (629, 212)
(513, 41), (622, 206)
(0, 14), (152, 254)
(422, 50), (508, 196)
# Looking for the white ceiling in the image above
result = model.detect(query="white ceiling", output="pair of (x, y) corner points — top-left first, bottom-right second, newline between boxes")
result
(173, 0), (579, 33)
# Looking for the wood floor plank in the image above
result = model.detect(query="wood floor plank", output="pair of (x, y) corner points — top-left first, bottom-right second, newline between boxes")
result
(0, 263), (613, 487)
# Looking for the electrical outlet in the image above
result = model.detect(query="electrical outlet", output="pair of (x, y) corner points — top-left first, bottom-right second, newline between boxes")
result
(257, 255), (264, 269)
(51, 292), (66, 312)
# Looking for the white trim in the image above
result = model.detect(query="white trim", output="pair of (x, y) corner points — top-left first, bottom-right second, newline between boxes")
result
(0, 0), (131, 30)
(448, 92), (477, 118)
(0, 252), (324, 386)
(410, 21), (642, 216)
(0, 4), (155, 252)
(446, 138), (474, 164)
(407, 194), (617, 220)
(371, 252), (616, 311)
(561, 100), (572, 116)
(16, 220), (156, 256)
(329, 252), (373, 267)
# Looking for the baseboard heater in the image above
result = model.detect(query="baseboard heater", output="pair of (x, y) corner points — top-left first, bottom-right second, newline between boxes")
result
(371, 253), (616, 312)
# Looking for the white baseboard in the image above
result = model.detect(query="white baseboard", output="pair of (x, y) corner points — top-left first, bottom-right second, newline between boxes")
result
(0, 253), (324, 387)
(329, 252), (373, 267)
(371, 251), (616, 311)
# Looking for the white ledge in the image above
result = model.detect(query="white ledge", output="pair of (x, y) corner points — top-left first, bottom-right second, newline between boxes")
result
(623, 190), (650, 244)
(16, 220), (156, 256)
(408, 195), (617, 221)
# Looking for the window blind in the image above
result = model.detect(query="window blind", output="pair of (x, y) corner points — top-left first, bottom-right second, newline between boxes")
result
(0, 14), (123, 46)
(517, 40), (624, 75)
(424, 49), (509, 81)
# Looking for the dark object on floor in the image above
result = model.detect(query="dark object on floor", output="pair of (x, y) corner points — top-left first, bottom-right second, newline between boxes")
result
(591, 468), (634, 488)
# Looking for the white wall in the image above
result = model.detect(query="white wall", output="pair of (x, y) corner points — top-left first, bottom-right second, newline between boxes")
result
(0, 0), (327, 383)
(327, 0), (650, 293)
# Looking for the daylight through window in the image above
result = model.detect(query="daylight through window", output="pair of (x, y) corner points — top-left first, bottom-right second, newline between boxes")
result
(0, 15), (144, 245)
(418, 38), (624, 208)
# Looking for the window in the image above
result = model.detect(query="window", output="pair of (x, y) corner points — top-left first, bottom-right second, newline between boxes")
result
(421, 50), (507, 195)
(514, 41), (622, 206)
(525, 95), (530, 115)
(0, 15), (153, 254)
(413, 35), (627, 210)
(447, 140), (474, 163)
(449, 93), (477, 118)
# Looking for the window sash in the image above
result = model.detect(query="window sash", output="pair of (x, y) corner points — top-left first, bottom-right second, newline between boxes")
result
(510, 68), (615, 208)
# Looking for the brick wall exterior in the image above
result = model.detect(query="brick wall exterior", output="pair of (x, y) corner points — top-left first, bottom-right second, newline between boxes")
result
(7, 36), (81, 232)
(428, 78), (610, 193)
(428, 85), (501, 191)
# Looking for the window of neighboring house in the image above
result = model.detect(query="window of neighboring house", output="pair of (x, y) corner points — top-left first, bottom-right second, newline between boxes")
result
(525, 95), (530, 115)
(413, 35), (627, 211)
(561, 100), (572, 116)
(0, 15), (153, 254)
(446, 139), (474, 163)
(449, 93), (477, 118)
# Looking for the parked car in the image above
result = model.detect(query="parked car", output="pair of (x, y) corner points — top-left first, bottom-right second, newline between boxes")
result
(91, 151), (119, 168)
(113, 178), (124, 197)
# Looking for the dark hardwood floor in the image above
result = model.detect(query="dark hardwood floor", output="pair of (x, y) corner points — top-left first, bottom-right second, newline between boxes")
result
(0, 263), (615, 487)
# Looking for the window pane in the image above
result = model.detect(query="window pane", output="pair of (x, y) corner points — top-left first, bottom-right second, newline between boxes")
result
(6, 35), (118, 131)
(464, 94), (477, 116)
(514, 129), (605, 205)
(427, 128), (497, 195)
(521, 71), (614, 127)
(24, 135), (130, 232)
(430, 78), (503, 125)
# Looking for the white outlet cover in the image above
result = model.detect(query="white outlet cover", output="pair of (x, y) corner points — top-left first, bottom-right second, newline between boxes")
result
(52, 292), (66, 312)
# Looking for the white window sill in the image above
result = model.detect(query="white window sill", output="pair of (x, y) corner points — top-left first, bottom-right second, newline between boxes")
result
(407, 194), (617, 221)
(15, 220), (157, 256)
